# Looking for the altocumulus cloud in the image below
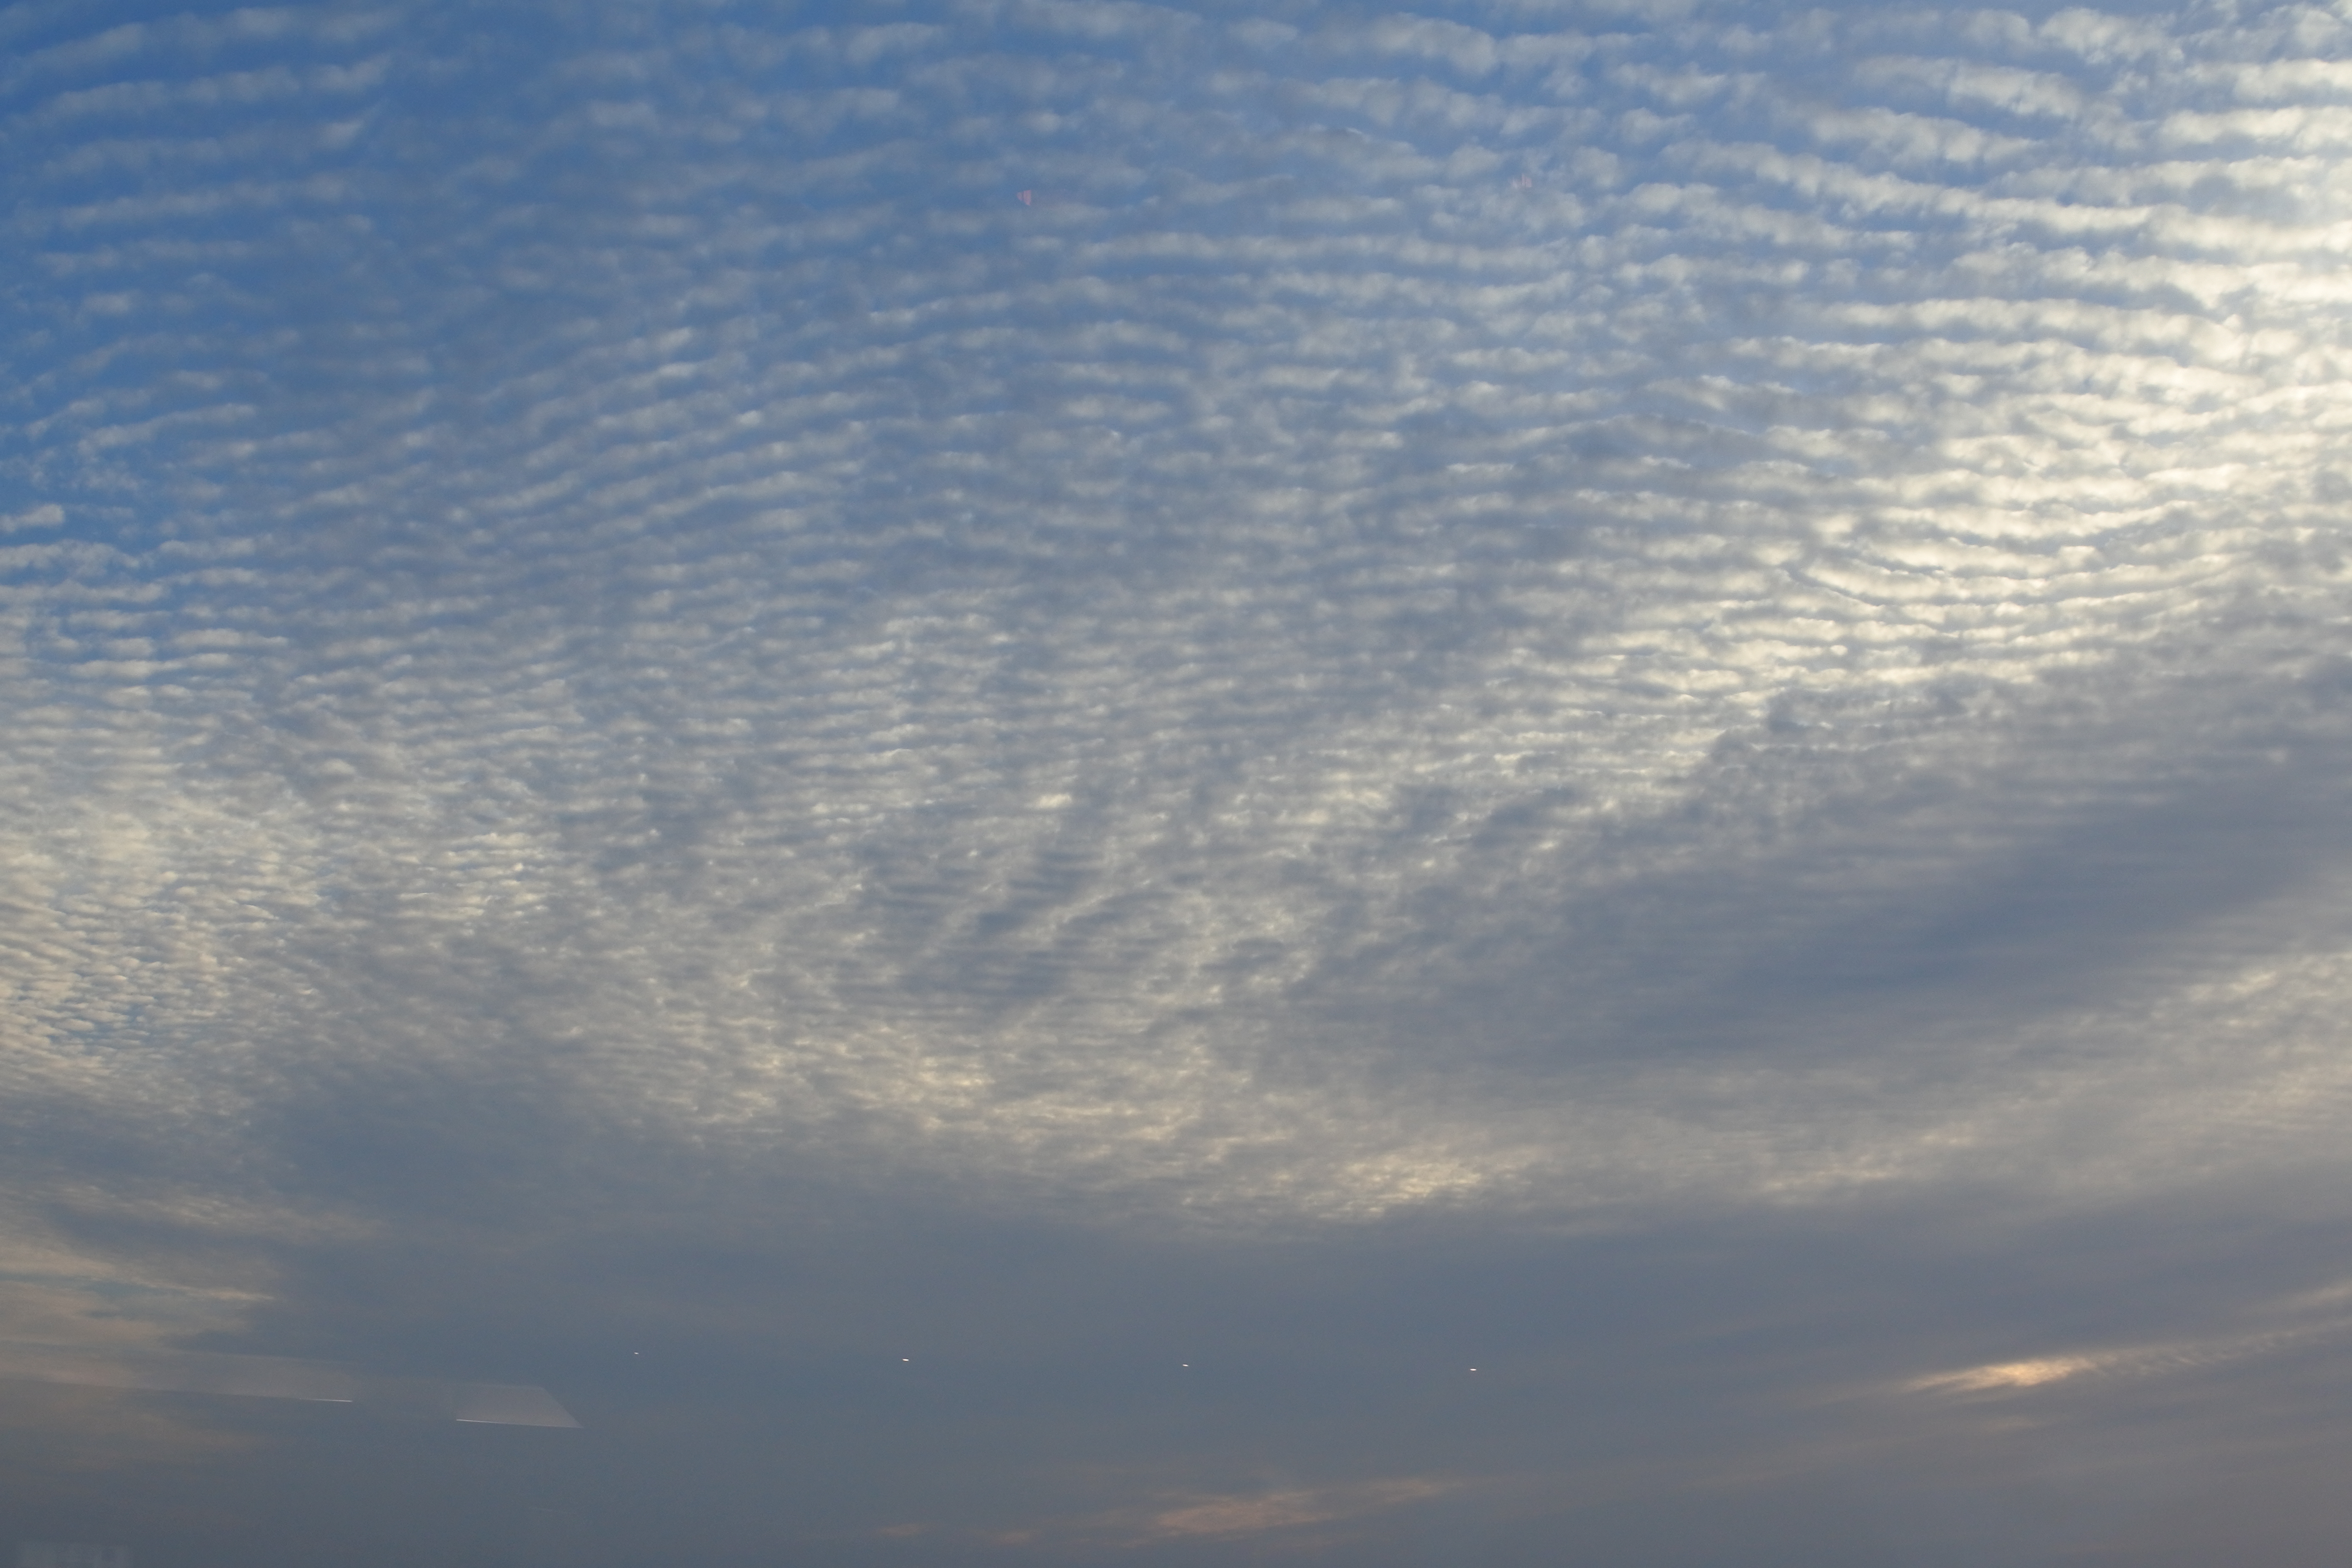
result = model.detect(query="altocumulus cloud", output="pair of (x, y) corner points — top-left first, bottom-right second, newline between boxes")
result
(8, 0), (2352, 1225)
(9, 0), (2352, 1556)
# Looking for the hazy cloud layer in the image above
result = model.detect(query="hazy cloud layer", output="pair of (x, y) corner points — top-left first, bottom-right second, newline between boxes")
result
(7, 1), (2352, 1562)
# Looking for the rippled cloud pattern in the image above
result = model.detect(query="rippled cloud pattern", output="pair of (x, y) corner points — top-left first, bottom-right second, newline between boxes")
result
(9, 2), (2352, 1561)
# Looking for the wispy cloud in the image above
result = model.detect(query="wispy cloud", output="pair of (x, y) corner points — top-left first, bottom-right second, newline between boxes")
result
(966, 1473), (1466, 1552)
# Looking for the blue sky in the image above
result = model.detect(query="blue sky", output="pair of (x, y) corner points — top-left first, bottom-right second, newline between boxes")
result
(8, 0), (2352, 1562)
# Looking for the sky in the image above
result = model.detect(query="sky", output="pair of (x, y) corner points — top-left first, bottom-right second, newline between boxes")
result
(7, 0), (2352, 1561)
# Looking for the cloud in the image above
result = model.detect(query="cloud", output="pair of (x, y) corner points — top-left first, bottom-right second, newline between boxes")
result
(0, 1339), (578, 1426)
(8, 3), (2352, 1552)
(1905, 1257), (2352, 1399)
(2, 502), (66, 531)
(969, 1474), (1467, 1550)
